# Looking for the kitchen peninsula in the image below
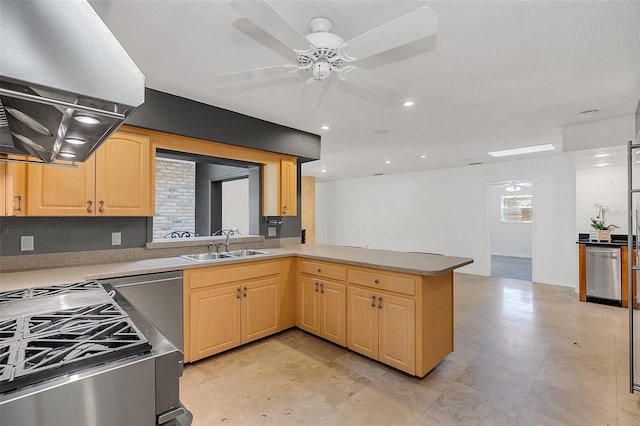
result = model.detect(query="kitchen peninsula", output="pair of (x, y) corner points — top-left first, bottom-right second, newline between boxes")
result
(0, 244), (472, 377)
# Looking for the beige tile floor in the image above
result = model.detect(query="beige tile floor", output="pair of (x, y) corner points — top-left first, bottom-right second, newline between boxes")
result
(180, 273), (640, 425)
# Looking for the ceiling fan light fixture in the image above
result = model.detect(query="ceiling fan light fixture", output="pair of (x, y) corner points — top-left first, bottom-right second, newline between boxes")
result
(505, 183), (521, 192)
(312, 61), (331, 80)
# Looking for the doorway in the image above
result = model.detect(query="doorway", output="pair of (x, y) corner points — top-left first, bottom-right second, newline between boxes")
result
(489, 180), (533, 281)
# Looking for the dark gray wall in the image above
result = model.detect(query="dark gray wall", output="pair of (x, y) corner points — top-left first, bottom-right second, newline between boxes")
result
(0, 217), (148, 256)
(126, 88), (321, 162)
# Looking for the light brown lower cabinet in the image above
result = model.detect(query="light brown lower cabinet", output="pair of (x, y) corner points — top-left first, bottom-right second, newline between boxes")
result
(184, 261), (282, 363)
(184, 256), (454, 377)
(298, 276), (346, 346)
(347, 286), (416, 375)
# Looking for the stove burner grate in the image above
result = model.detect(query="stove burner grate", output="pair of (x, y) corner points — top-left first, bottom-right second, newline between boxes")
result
(0, 319), (22, 343)
(0, 289), (29, 304)
(29, 282), (104, 299)
(2, 318), (150, 393)
(0, 342), (18, 383)
(24, 303), (127, 337)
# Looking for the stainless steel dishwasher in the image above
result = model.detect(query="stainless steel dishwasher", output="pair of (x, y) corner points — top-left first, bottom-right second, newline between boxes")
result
(586, 246), (622, 306)
(99, 271), (183, 351)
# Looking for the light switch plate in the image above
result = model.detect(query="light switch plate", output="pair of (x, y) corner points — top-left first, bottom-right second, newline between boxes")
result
(112, 232), (122, 246)
(268, 227), (276, 237)
(21, 236), (34, 251)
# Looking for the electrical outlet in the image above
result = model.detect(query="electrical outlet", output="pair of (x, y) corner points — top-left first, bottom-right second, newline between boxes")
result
(21, 236), (34, 251)
(112, 232), (122, 246)
(268, 227), (276, 237)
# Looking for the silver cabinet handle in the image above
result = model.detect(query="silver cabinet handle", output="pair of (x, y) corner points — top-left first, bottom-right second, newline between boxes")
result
(236, 288), (241, 299)
(320, 283), (324, 293)
(86, 200), (93, 213)
(371, 296), (376, 307)
(243, 287), (247, 297)
(98, 200), (104, 213)
(378, 297), (383, 309)
(315, 282), (319, 292)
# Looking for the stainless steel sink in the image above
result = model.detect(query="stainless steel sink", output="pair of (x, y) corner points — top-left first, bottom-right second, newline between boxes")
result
(223, 249), (269, 257)
(180, 253), (233, 262)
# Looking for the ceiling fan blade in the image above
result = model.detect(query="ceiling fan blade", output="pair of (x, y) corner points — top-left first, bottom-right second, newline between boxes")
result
(215, 64), (298, 83)
(299, 78), (326, 112)
(340, 6), (438, 61)
(231, 0), (313, 53)
(340, 67), (409, 98)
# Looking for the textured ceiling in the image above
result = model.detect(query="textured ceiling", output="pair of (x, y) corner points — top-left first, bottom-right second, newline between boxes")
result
(89, 0), (640, 180)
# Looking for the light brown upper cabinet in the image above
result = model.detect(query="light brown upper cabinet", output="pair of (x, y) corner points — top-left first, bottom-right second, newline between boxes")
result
(26, 131), (152, 216)
(0, 157), (27, 216)
(263, 159), (297, 217)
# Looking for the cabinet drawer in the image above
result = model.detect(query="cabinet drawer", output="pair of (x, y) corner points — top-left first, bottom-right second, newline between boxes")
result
(298, 259), (346, 281)
(188, 261), (281, 290)
(348, 268), (416, 296)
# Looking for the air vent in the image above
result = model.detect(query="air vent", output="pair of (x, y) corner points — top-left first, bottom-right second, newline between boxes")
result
(373, 173), (384, 176)
(468, 162), (482, 166)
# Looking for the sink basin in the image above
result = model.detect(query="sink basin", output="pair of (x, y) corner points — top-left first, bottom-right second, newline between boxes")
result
(180, 252), (233, 262)
(223, 249), (269, 257)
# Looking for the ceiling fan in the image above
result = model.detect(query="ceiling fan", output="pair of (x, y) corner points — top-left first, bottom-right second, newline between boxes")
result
(495, 181), (533, 192)
(216, 0), (439, 108)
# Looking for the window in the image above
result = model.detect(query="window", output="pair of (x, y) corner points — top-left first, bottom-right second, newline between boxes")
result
(501, 195), (532, 223)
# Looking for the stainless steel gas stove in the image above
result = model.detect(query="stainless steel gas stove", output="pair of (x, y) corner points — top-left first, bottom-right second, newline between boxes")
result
(0, 281), (191, 426)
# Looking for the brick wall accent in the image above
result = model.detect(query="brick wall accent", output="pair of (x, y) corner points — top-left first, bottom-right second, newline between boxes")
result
(154, 158), (196, 239)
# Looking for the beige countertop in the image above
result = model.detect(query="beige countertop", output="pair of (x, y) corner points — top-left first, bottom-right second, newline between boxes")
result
(0, 244), (473, 291)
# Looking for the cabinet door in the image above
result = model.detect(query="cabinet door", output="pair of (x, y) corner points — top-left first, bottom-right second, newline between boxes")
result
(347, 286), (378, 359)
(190, 284), (241, 361)
(11, 160), (26, 216)
(320, 280), (346, 346)
(95, 131), (151, 216)
(241, 277), (279, 344)
(280, 159), (296, 216)
(298, 276), (320, 335)
(26, 159), (95, 216)
(378, 293), (415, 375)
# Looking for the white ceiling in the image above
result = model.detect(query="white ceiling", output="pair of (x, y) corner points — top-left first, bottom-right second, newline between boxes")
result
(89, 0), (640, 181)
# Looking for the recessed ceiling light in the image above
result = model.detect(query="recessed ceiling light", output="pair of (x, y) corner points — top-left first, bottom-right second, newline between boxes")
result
(320, 125), (330, 130)
(420, 155), (427, 159)
(320, 168), (327, 173)
(594, 163), (609, 167)
(593, 153), (611, 158)
(403, 100), (414, 107)
(579, 109), (598, 118)
(488, 144), (555, 157)
(59, 152), (77, 158)
(74, 115), (100, 125)
(385, 160), (391, 164)
(65, 137), (86, 145)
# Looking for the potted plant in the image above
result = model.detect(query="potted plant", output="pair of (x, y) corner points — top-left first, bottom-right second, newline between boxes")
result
(590, 204), (619, 242)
